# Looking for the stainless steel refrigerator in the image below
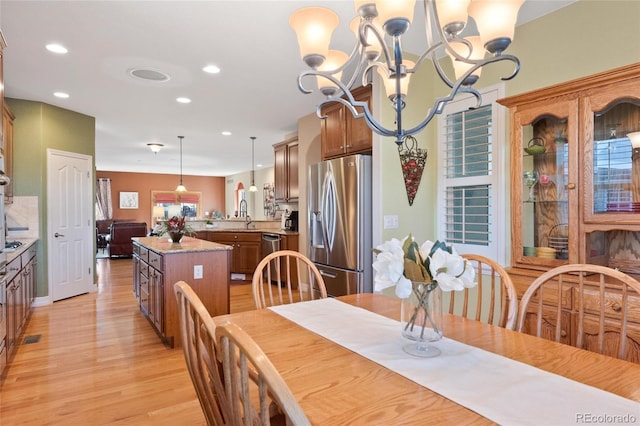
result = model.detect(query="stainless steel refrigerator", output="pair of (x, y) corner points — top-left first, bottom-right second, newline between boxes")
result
(308, 154), (372, 296)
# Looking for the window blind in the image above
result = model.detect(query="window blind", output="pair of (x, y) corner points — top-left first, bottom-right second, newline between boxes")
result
(443, 105), (492, 246)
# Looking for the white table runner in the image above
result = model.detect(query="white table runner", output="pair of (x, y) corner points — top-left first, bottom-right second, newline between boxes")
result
(269, 298), (640, 425)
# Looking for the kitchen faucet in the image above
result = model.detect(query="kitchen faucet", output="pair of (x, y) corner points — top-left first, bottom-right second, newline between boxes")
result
(245, 215), (253, 229)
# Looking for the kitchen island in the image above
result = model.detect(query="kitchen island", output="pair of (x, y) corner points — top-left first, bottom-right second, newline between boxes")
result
(132, 236), (231, 347)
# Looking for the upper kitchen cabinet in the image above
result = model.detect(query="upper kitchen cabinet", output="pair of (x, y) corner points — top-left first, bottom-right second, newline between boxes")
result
(274, 137), (298, 204)
(499, 63), (640, 276)
(3, 103), (14, 204)
(321, 85), (372, 160)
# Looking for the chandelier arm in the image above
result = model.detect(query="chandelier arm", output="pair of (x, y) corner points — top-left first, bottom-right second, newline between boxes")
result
(344, 48), (370, 91)
(362, 20), (394, 69)
(432, 51), (457, 89)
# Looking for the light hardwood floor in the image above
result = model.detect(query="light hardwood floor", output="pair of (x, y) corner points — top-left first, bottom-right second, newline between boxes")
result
(0, 257), (256, 425)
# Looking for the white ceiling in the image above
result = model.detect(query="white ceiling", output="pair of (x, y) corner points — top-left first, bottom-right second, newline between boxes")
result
(1, 0), (575, 177)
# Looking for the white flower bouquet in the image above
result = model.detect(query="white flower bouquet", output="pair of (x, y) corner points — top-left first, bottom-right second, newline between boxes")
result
(373, 235), (477, 355)
(372, 235), (476, 297)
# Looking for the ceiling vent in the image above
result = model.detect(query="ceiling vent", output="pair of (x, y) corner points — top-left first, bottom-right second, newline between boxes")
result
(128, 68), (170, 82)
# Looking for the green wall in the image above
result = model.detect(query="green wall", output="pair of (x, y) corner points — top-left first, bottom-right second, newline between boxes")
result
(6, 98), (95, 298)
(377, 0), (640, 251)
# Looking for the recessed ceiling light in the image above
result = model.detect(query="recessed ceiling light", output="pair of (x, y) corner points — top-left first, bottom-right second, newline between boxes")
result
(202, 65), (221, 74)
(176, 97), (191, 104)
(46, 43), (68, 54)
(128, 68), (170, 82)
(54, 92), (69, 98)
(221, 131), (232, 136)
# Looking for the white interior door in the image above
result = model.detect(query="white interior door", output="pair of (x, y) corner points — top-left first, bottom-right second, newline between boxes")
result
(47, 149), (94, 302)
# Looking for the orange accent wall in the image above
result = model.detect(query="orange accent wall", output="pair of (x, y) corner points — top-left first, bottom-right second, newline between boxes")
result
(97, 171), (225, 225)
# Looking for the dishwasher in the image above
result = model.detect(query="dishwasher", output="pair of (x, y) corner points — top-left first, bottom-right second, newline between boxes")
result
(261, 233), (281, 284)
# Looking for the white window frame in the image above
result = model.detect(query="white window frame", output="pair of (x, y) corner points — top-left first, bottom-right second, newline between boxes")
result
(436, 84), (507, 265)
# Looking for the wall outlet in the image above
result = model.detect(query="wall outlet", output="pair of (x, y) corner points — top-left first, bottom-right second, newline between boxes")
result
(383, 215), (399, 229)
(194, 265), (203, 280)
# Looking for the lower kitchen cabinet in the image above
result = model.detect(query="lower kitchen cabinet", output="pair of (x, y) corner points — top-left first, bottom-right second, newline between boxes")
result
(201, 231), (263, 275)
(2, 241), (38, 382)
(132, 238), (230, 347)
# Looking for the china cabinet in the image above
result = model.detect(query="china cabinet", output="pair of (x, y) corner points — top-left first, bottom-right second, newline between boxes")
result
(499, 63), (640, 274)
(499, 63), (640, 358)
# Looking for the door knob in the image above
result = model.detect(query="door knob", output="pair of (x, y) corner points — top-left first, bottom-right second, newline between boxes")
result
(54, 232), (65, 237)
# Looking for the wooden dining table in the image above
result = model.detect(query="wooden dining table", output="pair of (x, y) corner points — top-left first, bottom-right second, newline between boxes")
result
(212, 293), (640, 425)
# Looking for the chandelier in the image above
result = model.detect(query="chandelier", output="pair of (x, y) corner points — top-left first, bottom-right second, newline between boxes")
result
(290, 0), (523, 144)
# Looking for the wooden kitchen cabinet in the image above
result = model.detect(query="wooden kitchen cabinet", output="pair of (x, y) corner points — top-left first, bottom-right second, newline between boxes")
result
(321, 85), (372, 160)
(209, 232), (262, 275)
(3, 241), (37, 376)
(5, 257), (22, 362)
(274, 137), (298, 204)
(3, 103), (13, 204)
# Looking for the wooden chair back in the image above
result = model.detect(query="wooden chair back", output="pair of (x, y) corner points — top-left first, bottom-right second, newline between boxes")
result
(174, 281), (230, 425)
(517, 264), (640, 362)
(252, 250), (328, 309)
(449, 254), (518, 329)
(216, 321), (310, 426)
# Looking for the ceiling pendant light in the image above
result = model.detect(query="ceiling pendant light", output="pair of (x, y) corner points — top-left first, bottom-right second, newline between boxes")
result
(147, 143), (164, 154)
(176, 136), (187, 192)
(249, 136), (258, 192)
(290, 0), (524, 144)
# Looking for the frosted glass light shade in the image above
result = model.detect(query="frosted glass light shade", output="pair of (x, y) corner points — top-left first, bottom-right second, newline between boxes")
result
(435, 0), (471, 34)
(290, 7), (339, 66)
(468, 0), (524, 52)
(317, 50), (349, 90)
(628, 132), (640, 149)
(447, 36), (485, 80)
(378, 60), (415, 99)
(376, 0), (416, 27)
(175, 184), (187, 192)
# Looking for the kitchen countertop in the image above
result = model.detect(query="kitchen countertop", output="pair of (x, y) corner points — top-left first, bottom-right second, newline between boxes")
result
(198, 229), (298, 236)
(4, 238), (38, 264)
(133, 236), (233, 254)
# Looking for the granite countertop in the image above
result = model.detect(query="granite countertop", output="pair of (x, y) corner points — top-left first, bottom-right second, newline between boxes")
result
(4, 238), (39, 264)
(200, 229), (298, 236)
(133, 236), (233, 254)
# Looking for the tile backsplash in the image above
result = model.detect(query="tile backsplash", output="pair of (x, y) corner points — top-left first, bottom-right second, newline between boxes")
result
(6, 196), (39, 239)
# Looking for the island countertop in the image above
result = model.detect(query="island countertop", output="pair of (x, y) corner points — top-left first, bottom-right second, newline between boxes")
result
(132, 236), (233, 254)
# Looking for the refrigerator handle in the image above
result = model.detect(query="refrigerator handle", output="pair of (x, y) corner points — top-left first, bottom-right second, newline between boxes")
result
(318, 270), (337, 279)
(321, 170), (336, 252)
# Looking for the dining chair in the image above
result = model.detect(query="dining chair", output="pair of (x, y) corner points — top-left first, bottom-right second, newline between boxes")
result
(174, 281), (231, 426)
(252, 250), (328, 309)
(517, 264), (640, 361)
(451, 254), (518, 330)
(216, 321), (311, 426)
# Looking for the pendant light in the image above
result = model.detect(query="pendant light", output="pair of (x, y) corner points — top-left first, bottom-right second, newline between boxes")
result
(249, 136), (258, 192)
(176, 136), (187, 192)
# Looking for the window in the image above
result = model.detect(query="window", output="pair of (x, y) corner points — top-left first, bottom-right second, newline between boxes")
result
(437, 85), (506, 263)
(151, 191), (201, 219)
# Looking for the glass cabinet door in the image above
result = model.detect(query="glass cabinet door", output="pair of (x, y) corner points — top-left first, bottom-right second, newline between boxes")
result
(581, 81), (640, 275)
(512, 99), (579, 268)
(584, 99), (640, 222)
